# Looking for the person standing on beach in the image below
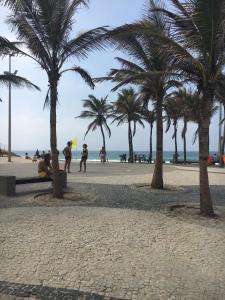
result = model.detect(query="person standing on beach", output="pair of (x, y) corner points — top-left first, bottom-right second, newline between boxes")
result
(79, 144), (88, 172)
(41, 150), (45, 159)
(35, 149), (40, 158)
(99, 146), (106, 163)
(63, 141), (72, 173)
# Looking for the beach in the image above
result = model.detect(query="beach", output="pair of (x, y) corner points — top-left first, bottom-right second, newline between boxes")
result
(0, 157), (225, 299)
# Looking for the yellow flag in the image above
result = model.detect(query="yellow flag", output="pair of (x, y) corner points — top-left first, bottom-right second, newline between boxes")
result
(71, 137), (77, 149)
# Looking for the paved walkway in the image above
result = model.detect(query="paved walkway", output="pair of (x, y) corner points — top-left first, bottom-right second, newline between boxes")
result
(0, 161), (225, 299)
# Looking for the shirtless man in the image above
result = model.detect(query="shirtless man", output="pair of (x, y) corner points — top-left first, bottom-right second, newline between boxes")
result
(63, 141), (72, 173)
(38, 153), (53, 179)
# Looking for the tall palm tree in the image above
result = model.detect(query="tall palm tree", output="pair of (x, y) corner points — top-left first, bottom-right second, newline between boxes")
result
(132, 0), (225, 217)
(164, 97), (182, 163)
(215, 81), (225, 166)
(179, 90), (196, 164)
(142, 109), (155, 164)
(76, 95), (111, 154)
(3, 0), (107, 197)
(99, 0), (178, 188)
(111, 88), (144, 163)
(167, 88), (194, 164)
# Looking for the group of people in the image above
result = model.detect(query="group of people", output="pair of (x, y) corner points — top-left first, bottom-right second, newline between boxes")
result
(36, 143), (89, 179)
(207, 153), (225, 165)
(62, 141), (88, 173)
(35, 149), (51, 159)
(33, 143), (109, 180)
(120, 153), (150, 163)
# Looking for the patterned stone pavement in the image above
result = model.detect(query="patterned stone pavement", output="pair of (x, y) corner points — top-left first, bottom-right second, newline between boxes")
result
(1, 206), (225, 300)
(0, 162), (225, 299)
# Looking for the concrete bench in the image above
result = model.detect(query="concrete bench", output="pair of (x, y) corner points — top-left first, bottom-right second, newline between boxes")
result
(16, 177), (52, 185)
(0, 172), (67, 196)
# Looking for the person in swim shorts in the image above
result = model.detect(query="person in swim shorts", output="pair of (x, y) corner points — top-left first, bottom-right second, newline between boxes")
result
(79, 144), (88, 173)
(63, 141), (72, 173)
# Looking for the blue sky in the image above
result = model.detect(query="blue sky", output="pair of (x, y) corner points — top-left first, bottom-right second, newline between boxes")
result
(0, 0), (221, 152)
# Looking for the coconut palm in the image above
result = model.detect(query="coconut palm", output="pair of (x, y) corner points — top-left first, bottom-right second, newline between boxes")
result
(164, 97), (182, 163)
(3, 0), (107, 197)
(167, 88), (194, 164)
(215, 81), (225, 166)
(111, 88), (144, 163)
(98, 0), (179, 188)
(142, 109), (155, 164)
(157, 0), (225, 216)
(125, 0), (225, 216)
(76, 95), (111, 154)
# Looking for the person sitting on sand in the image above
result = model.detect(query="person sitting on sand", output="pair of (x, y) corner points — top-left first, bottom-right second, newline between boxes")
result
(99, 146), (106, 163)
(79, 144), (88, 173)
(25, 152), (31, 160)
(207, 155), (213, 166)
(63, 141), (72, 173)
(38, 153), (53, 179)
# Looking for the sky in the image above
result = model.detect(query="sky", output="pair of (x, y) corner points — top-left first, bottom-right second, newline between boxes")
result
(0, 0), (221, 152)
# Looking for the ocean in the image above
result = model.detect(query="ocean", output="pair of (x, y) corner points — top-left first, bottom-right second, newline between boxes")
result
(14, 150), (203, 162)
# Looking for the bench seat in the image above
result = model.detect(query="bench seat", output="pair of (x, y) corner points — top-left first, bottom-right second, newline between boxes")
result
(0, 172), (67, 196)
(16, 177), (52, 185)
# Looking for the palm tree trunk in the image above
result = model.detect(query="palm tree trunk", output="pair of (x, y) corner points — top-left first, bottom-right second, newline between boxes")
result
(49, 73), (63, 198)
(222, 119), (225, 161)
(100, 124), (106, 162)
(221, 105), (225, 167)
(128, 121), (134, 163)
(149, 123), (153, 164)
(151, 97), (163, 189)
(174, 120), (178, 163)
(183, 119), (187, 164)
(199, 94), (214, 217)
(223, 105), (225, 151)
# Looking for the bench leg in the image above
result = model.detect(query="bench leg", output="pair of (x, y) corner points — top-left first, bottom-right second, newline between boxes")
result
(0, 176), (16, 196)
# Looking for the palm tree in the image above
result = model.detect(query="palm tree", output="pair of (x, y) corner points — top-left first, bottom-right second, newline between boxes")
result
(99, 0), (178, 188)
(215, 82), (225, 166)
(166, 88), (194, 164)
(76, 95), (111, 154)
(3, 0), (107, 197)
(130, 0), (225, 216)
(142, 109), (155, 164)
(111, 88), (144, 163)
(179, 90), (195, 164)
(164, 97), (182, 163)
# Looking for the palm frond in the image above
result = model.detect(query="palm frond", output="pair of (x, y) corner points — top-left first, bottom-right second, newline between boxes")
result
(61, 66), (94, 89)
(60, 27), (108, 64)
(0, 74), (40, 90)
(43, 87), (50, 110)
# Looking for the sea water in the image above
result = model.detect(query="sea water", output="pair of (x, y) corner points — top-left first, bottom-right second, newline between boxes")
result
(15, 150), (202, 162)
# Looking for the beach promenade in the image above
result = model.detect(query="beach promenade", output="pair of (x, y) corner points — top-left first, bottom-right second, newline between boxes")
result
(0, 158), (225, 299)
